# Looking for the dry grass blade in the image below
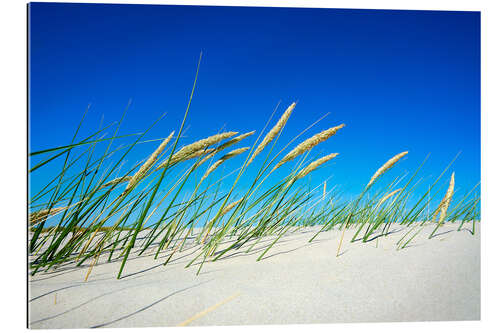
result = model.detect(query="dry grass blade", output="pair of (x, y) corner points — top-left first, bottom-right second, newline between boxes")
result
(437, 172), (455, 225)
(29, 206), (67, 226)
(201, 198), (243, 244)
(221, 198), (243, 215)
(248, 102), (296, 164)
(156, 131), (237, 169)
(273, 124), (345, 171)
(125, 131), (174, 192)
(374, 188), (402, 210)
(365, 151), (408, 190)
(432, 173), (455, 223)
(99, 176), (132, 189)
(177, 292), (241, 326)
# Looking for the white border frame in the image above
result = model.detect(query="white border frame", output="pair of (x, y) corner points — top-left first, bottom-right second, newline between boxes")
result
(3, 1), (498, 332)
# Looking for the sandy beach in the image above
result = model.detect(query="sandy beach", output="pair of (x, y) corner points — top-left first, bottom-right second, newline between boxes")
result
(28, 222), (480, 329)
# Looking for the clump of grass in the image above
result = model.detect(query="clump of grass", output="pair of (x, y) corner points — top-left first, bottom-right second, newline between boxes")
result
(28, 61), (479, 279)
(28, 106), (479, 279)
(336, 151), (409, 256)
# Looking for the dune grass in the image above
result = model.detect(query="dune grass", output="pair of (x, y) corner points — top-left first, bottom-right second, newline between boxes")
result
(28, 57), (480, 280)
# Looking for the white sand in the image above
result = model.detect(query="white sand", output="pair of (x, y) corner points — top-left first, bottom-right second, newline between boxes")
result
(28, 223), (480, 328)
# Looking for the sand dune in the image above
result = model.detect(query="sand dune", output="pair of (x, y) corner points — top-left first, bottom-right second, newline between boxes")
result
(28, 222), (480, 329)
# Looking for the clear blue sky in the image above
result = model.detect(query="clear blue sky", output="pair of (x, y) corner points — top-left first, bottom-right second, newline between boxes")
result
(28, 3), (480, 202)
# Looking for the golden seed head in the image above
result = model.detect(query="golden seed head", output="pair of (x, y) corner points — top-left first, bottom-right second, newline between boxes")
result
(198, 132), (254, 166)
(201, 160), (224, 181)
(29, 206), (67, 226)
(218, 131), (255, 151)
(274, 124), (345, 171)
(176, 148), (216, 165)
(249, 102), (296, 164)
(156, 131), (237, 169)
(375, 188), (402, 210)
(201, 147), (250, 181)
(437, 172), (455, 225)
(220, 147), (250, 161)
(198, 150), (218, 166)
(99, 176), (132, 189)
(221, 198), (243, 215)
(125, 131), (174, 191)
(296, 153), (339, 179)
(366, 151), (408, 190)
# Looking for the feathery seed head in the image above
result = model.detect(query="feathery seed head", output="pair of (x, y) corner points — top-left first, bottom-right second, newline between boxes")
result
(201, 160), (224, 181)
(220, 147), (250, 161)
(284, 153), (338, 189)
(218, 131), (255, 151)
(221, 198), (243, 215)
(181, 148), (216, 164)
(156, 131), (237, 169)
(437, 172), (455, 225)
(296, 153), (339, 179)
(248, 102), (296, 164)
(199, 132), (254, 165)
(375, 188), (402, 210)
(99, 176), (132, 189)
(365, 151), (408, 190)
(201, 147), (250, 181)
(274, 124), (345, 171)
(126, 131), (174, 191)
(29, 206), (67, 226)
(198, 150), (217, 166)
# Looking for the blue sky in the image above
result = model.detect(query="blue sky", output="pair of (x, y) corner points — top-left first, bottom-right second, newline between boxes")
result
(28, 3), (480, 204)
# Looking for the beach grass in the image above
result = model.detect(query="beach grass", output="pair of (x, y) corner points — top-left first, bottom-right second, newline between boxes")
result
(28, 56), (480, 280)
